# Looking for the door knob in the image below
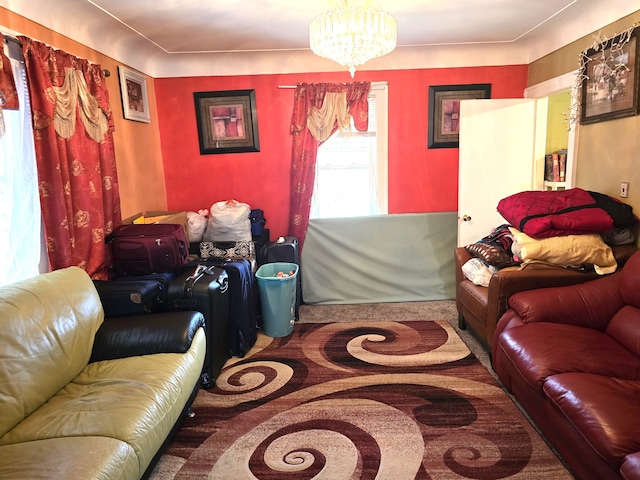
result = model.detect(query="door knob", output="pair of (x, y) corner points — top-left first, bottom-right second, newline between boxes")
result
(462, 214), (472, 222)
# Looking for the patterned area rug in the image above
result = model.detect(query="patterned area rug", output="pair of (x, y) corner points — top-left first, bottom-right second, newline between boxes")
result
(150, 321), (573, 479)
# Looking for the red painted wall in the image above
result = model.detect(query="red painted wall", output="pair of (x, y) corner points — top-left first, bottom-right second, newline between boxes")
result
(155, 65), (528, 239)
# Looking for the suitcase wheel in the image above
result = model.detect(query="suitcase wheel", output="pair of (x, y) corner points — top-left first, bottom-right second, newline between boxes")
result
(201, 373), (213, 389)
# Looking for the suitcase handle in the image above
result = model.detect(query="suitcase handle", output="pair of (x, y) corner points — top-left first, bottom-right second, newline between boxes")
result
(183, 264), (229, 297)
(184, 265), (206, 298)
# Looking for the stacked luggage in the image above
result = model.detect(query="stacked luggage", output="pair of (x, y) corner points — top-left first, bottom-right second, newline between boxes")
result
(93, 201), (266, 388)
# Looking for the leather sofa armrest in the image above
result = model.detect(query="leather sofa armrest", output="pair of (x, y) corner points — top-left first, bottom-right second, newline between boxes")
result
(454, 247), (474, 312)
(621, 452), (640, 480)
(507, 272), (624, 330)
(484, 264), (602, 341)
(90, 310), (206, 362)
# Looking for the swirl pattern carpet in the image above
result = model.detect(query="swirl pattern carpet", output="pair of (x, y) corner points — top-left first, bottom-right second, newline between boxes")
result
(150, 320), (573, 479)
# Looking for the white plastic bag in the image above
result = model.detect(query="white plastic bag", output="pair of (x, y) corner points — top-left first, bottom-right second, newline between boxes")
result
(186, 211), (208, 242)
(461, 258), (497, 287)
(203, 200), (251, 242)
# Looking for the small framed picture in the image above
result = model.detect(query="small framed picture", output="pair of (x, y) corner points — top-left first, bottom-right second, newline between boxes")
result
(193, 89), (260, 154)
(118, 66), (150, 123)
(428, 83), (491, 148)
(580, 27), (640, 125)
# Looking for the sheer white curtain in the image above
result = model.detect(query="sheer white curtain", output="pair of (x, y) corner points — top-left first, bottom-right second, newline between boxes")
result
(0, 39), (42, 287)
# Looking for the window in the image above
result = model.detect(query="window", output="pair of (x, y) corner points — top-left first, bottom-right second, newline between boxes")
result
(0, 38), (42, 287)
(310, 82), (388, 219)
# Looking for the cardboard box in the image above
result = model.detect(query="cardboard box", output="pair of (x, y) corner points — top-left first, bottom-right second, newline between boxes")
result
(123, 210), (190, 242)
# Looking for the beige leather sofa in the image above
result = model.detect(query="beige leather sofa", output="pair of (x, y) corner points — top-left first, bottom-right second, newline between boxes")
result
(0, 266), (207, 480)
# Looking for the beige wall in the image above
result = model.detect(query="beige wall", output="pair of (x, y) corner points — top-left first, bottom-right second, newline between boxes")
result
(0, 7), (167, 219)
(530, 11), (640, 243)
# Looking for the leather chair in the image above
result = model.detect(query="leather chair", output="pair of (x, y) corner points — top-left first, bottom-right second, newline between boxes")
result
(454, 244), (637, 349)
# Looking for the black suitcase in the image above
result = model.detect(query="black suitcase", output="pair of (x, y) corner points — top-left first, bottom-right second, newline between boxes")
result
(166, 265), (230, 388)
(191, 258), (258, 357)
(93, 278), (165, 317)
(260, 236), (301, 319)
(113, 271), (177, 307)
(253, 228), (270, 266)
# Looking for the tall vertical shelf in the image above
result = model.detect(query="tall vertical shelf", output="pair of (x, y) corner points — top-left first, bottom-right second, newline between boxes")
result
(542, 91), (571, 191)
(524, 70), (578, 193)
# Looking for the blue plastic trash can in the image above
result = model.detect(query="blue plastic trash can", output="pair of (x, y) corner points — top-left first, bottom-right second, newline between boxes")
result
(256, 262), (298, 338)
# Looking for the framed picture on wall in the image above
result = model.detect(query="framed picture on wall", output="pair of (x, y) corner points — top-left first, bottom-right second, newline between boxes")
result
(194, 89), (260, 154)
(428, 83), (491, 148)
(118, 66), (150, 123)
(580, 27), (640, 125)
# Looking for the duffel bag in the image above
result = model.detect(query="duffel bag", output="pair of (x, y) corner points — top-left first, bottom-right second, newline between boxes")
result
(108, 223), (189, 275)
(200, 240), (256, 261)
(249, 208), (266, 236)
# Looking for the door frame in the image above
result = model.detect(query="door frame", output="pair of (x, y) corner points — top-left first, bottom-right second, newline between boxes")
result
(524, 70), (580, 188)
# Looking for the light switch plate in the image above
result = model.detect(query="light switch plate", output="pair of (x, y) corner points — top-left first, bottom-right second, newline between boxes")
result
(621, 182), (629, 198)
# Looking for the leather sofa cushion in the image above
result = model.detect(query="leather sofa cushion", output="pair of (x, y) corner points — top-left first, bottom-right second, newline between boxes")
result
(0, 436), (138, 480)
(0, 328), (206, 476)
(497, 323), (640, 389)
(544, 373), (640, 470)
(0, 267), (103, 438)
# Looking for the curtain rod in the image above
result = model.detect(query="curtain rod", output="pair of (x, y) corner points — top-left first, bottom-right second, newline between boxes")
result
(278, 84), (387, 90)
(4, 34), (21, 46)
(2, 30), (111, 77)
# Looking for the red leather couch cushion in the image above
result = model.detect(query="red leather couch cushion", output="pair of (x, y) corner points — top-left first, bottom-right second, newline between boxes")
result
(544, 373), (640, 470)
(497, 322), (640, 389)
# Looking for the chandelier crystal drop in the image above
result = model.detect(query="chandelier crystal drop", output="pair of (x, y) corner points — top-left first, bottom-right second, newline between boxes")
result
(309, 0), (397, 77)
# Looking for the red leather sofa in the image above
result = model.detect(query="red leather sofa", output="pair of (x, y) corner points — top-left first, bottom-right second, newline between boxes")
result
(492, 250), (640, 480)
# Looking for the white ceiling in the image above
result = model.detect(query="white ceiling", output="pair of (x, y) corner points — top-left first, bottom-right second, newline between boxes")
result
(1, 0), (639, 77)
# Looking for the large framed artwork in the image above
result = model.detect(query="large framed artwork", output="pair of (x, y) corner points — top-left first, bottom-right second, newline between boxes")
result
(194, 89), (260, 154)
(118, 66), (150, 123)
(428, 83), (491, 148)
(580, 27), (640, 125)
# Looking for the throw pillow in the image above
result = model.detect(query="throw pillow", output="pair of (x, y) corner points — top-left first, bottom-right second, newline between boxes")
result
(465, 242), (517, 269)
(509, 227), (617, 275)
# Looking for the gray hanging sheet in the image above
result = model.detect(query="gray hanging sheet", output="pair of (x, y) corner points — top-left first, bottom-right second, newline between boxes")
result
(301, 212), (457, 304)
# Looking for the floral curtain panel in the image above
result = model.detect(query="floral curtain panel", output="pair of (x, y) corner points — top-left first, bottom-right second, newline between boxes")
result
(0, 33), (19, 136)
(20, 37), (121, 279)
(288, 82), (370, 247)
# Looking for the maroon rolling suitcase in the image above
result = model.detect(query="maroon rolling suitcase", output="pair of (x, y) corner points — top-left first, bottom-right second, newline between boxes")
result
(109, 224), (188, 276)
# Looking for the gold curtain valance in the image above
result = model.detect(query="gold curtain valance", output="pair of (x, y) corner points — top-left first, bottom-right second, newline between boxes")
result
(51, 67), (108, 142)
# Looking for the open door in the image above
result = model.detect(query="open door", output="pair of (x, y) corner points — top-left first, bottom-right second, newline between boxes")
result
(457, 98), (542, 247)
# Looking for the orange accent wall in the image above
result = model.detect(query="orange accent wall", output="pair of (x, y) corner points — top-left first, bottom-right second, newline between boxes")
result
(156, 66), (528, 239)
(0, 7), (167, 219)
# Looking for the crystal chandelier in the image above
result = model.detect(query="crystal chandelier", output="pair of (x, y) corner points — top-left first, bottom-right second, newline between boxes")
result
(309, 0), (397, 77)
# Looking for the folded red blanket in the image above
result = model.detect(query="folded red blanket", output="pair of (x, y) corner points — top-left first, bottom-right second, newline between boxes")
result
(497, 188), (638, 238)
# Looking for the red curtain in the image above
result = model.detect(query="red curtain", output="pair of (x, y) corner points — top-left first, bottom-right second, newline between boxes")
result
(20, 37), (121, 279)
(0, 33), (19, 110)
(288, 82), (370, 247)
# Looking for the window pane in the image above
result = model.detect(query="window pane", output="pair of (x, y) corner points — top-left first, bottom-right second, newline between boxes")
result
(310, 83), (387, 219)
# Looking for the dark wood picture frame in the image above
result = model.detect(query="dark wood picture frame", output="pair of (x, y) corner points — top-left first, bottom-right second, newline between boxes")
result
(580, 28), (640, 125)
(428, 83), (491, 148)
(194, 89), (260, 154)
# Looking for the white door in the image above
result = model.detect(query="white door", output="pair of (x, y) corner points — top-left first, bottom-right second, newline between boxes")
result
(457, 99), (541, 246)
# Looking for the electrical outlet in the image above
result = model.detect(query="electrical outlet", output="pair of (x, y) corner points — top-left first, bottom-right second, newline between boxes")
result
(621, 182), (629, 198)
